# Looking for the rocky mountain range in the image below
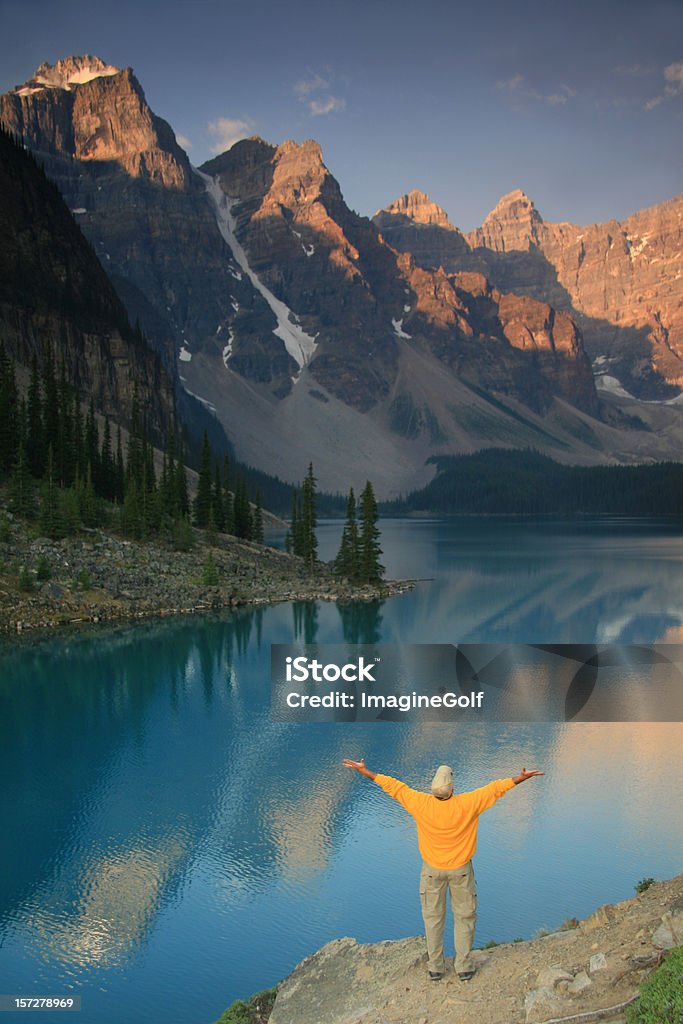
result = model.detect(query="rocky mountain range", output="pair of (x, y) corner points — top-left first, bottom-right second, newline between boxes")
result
(3, 56), (683, 495)
(376, 186), (683, 402)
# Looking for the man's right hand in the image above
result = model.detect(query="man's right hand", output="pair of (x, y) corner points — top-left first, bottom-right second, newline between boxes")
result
(513, 768), (544, 785)
(342, 758), (376, 780)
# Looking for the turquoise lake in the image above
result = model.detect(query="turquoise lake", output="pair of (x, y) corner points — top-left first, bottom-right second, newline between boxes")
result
(1, 517), (682, 1024)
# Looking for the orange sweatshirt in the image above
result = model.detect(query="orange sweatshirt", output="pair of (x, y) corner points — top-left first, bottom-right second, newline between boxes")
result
(374, 774), (515, 870)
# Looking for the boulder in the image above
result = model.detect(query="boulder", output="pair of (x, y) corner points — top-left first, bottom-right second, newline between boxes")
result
(525, 987), (564, 1024)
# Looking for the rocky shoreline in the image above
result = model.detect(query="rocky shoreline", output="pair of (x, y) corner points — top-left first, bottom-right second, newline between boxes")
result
(0, 515), (413, 635)
(226, 874), (683, 1024)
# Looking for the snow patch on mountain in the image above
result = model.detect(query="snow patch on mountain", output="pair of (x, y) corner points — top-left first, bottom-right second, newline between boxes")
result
(222, 330), (235, 367)
(18, 57), (121, 93)
(392, 318), (411, 339)
(182, 385), (216, 412)
(179, 346), (192, 362)
(198, 169), (318, 369)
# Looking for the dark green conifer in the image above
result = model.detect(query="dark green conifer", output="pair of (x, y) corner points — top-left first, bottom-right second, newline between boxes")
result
(0, 343), (19, 478)
(253, 488), (264, 544)
(334, 487), (359, 579)
(100, 419), (114, 501)
(358, 480), (384, 582)
(39, 446), (63, 539)
(193, 431), (213, 528)
(175, 443), (190, 517)
(212, 463), (225, 531)
(301, 463), (318, 566)
(9, 442), (34, 518)
(115, 426), (125, 503)
(27, 354), (44, 478)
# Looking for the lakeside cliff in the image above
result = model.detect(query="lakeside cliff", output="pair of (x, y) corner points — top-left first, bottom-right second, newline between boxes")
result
(219, 873), (683, 1024)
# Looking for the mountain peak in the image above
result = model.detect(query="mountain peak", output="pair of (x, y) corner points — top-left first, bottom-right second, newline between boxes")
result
(380, 189), (456, 230)
(14, 55), (122, 95)
(484, 188), (541, 224)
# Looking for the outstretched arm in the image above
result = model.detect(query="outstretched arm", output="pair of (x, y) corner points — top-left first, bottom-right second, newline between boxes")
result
(512, 768), (544, 785)
(342, 757), (376, 780)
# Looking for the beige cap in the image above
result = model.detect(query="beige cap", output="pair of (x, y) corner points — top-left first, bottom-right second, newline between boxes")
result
(431, 764), (453, 799)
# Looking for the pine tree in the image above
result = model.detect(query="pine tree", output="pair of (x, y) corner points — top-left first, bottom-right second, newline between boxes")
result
(78, 463), (99, 528)
(100, 419), (114, 501)
(115, 426), (125, 503)
(42, 343), (59, 467)
(212, 463), (225, 531)
(301, 463), (318, 566)
(9, 442), (34, 518)
(175, 443), (190, 518)
(291, 489), (302, 555)
(193, 431), (213, 528)
(233, 475), (252, 539)
(223, 456), (234, 534)
(126, 391), (144, 487)
(26, 353), (44, 479)
(39, 445), (63, 539)
(253, 488), (264, 544)
(358, 480), (384, 582)
(202, 550), (219, 586)
(334, 487), (359, 579)
(0, 344), (19, 478)
(172, 515), (193, 551)
(85, 399), (99, 487)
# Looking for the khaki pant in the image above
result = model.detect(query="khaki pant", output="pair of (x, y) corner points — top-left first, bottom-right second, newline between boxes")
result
(419, 860), (477, 974)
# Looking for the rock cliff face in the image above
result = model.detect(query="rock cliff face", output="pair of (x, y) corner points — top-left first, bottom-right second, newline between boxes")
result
(265, 873), (683, 1024)
(467, 190), (683, 399)
(202, 138), (598, 416)
(376, 187), (683, 400)
(374, 189), (476, 272)
(0, 126), (172, 435)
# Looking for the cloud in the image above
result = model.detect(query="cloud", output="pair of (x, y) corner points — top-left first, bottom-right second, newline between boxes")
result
(294, 70), (346, 117)
(294, 74), (329, 98)
(644, 58), (683, 111)
(496, 74), (575, 107)
(309, 95), (346, 116)
(664, 60), (683, 94)
(175, 133), (192, 151)
(207, 117), (254, 154)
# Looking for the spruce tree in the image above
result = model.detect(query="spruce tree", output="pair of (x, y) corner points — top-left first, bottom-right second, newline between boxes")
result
(291, 489), (301, 555)
(301, 463), (318, 566)
(175, 444), (190, 518)
(100, 419), (114, 501)
(193, 431), (213, 528)
(0, 344), (19, 478)
(233, 475), (252, 539)
(212, 463), (225, 531)
(358, 480), (384, 582)
(115, 426), (125, 503)
(27, 353), (44, 479)
(39, 446), (63, 539)
(9, 442), (34, 518)
(253, 488), (264, 544)
(334, 487), (359, 579)
(42, 343), (59, 468)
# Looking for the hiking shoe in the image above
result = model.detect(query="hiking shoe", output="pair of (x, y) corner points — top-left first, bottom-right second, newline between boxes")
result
(428, 971), (444, 981)
(458, 970), (476, 981)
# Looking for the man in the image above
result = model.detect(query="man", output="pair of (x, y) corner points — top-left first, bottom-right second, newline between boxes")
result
(342, 758), (543, 982)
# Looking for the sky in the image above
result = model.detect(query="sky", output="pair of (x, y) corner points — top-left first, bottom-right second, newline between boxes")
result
(1, 0), (682, 231)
